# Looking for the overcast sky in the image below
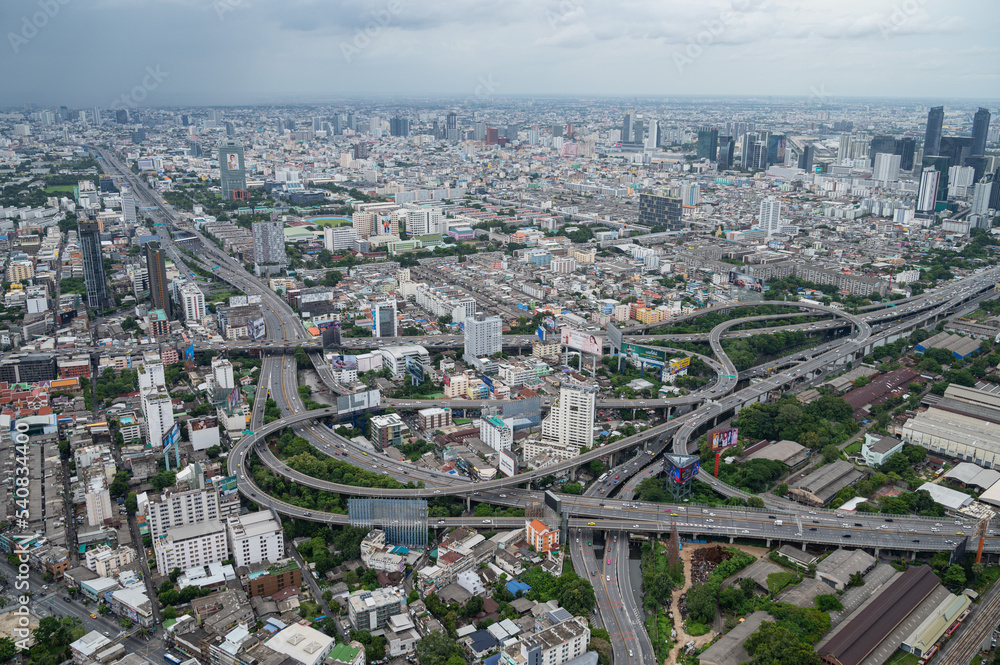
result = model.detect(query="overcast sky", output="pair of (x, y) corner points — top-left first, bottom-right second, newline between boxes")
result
(1, 0), (997, 107)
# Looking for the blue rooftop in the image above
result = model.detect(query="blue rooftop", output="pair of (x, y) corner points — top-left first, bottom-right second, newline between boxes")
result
(506, 580), (531, 595)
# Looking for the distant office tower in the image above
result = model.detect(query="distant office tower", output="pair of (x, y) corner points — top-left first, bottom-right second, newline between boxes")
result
(145, 242), (172, 319)
(766, 133), (787, 165)
(869, 135), (897, 166)
(464, 313), (502, 361)
(390, 116), (410, 137)
(646, 120), (660, 150)
(873, 153), (901, 184)
(747, 141), (768, 170)
(446, 112), (458, 141)
(188, 140), (202, 158)
(93, 107), (102, 124)
(78, 221), (111, 310)
(971, 107), (991, 156)
(347, 112), (356, 131)
(638, 193), (683, 231)
(121, 187), (137, 224)
(632, 118), (645, 145)
(992, 167), (1000, 210)
(894, 138), (916, 171)
(922, 155), (951, 201)
(837, 133), (852, 162)
(924, 106), (944, 157)
(917, 167), (941, 212)
(252, 220), (287, 268)
(759, 196), (782, 237)
(717, 137), (735, 170)
(115, 109), (129, 124)
(405, 208), (446, 236)
(224, 121), (235, 137)
(332, 114), (343, 135)
(312, 116), (323, 132)
(697, 129), (718, 161)
(971, 175), (994, 216)
(218, 139), (246, 200)
(486, 127), (499, 145)
(474, 120), (487, 142)
(622, 111), (635, 144)
(539, 385), (596, 454)
(939, 136), (972, 166)
(797, 144), (815, 172)
(964, 155), (989, 183)
(373, 300), (397, 338)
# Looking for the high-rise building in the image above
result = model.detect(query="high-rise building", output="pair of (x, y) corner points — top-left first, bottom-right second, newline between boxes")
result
(991, 167), (1000, 210)
(917, 167), (941, 213)
(971, 175), (994, 216)
(922, 155), (951, 201)
(759, 196), (782, 237)
(153, 520), (228, 573)
(141, 390), (174, 450)
(971, 107), (991, 157)
(140, 488), (221, 539)
(869, 135), (897, 166)
(464, 313), (502, 361)
(252, 220), (287, 268)
(373, 299), (397, 338)
(717, 136), (735, 170)
(696, 128), (718, 161)
(924, 106), (944, 157)
(390, 116), (410, 137)
(445, 112), (458, 141)
(121, 187), (137, 224)
(939, 136), (972, 167)
(894, 137), (916, 171)
(480, 415), (513, 452)
(323, 226), (357, 251)
(797, 144), (815, 172)
(646, 119), (660, 150)
(145, 242), (171, 319)
(179, 282), (206, 321)
(621, 111), (635, 144)
(218, 139), (246, 200)
(532, 384), (596, 459)
(78, 221), (111, 310)
(405, 208), (446, 236)
(348, 588), (405, 631)
(638, 193), (683, 231)
(746, 140), (768, 170)
(227, 511), (285, 568)
(873, 153), (901, 184)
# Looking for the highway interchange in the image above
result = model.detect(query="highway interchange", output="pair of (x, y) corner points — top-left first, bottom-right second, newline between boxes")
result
(94, 145), (1000, 665)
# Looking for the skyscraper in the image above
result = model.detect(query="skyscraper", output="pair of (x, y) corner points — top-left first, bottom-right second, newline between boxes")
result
(638, 193), (683, 231)
(252, 220), (287, 269)
(971, 175), (994, 216)
(991, 167), (1000, 210)
(464, 313), (502, 362)
(924, 106), (944, 157)
(537, 384), (596, 457)
(78, 221), (111, 310)
(696, 129), (718, 160)
(917, 167), (940, 213)
(759, 196), (782, 237)
(446, 112), (458, 141)
(797, 144), (815, 172)
(621, 111), (634, 144)
(869, 135), (897, 166)
(873, 153), (901, 184)
(145, 242), (172, 319)
(121, 187), (137, 225)
(373, 300), (397, 338)
(894, 137), (916, 171)
(971, 107), (991, 157)
(646, 120), (660, 150)
(717, 137), (735, 170)
(922, 155), (951, 201)
(747, 141), (768, 170)
(390, 116), (410, 137)
(218, 139), (246, 200)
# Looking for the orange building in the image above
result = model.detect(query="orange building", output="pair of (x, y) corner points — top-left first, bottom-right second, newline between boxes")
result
(526, 519), (559, 553)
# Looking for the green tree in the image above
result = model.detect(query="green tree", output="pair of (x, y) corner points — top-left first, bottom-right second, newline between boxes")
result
(821, 444), (840, 464)
(744, 621), (821, 665)
(943, 564), (967, 589)
(415, 629), (465, 665)
(814, 594), (843, 612)
(847, 571), (865, 588)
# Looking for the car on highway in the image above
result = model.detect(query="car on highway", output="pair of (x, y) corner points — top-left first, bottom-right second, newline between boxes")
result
(588, 522), (595, 526)
(90, 613), (97, 619)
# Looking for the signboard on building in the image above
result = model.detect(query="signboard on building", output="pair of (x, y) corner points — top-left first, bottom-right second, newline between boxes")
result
(218, 475), (238, 499)
(184, 344), (195, 362)
(666, 456), (700, 483)
(227, 386), (241, 410)
(666, 357), (691, 375)
(337, 389), (381, 415)
(606, 322), (623, 353)
(332, 355), (359, 371)
(481, 374), (495, 391)
(560, 327), (602, 355)
(708, 427), (739, 451)
(249, 316), (266, 340)
(728, 271), (764, 292)
(537, 326), (546, 342)
(621, 342), (671, 367)
(406, 356), (424, 383)
(162, 423), (180, 450)
(544, 316), (557, 331)
(499, 450), (516, 477)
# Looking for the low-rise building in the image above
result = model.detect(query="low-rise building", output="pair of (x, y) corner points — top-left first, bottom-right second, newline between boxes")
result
(861, 434), (904, 466)
(347, 587), (405, 631)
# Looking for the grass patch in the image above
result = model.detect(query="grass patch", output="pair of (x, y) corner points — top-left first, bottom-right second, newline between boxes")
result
(767, 571), (800, 595)
(883, 650), (920, 665)
(844, 441), (863, 455)
(308, 217), (353, 227)
(974, 565), (1000, 595)
(45, 184), (77, 193)
(686, 622), (710, 636)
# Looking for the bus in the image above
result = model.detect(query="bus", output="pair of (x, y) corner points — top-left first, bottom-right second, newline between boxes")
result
(164, 654), (183, 665)
(597, 473), (608, 483)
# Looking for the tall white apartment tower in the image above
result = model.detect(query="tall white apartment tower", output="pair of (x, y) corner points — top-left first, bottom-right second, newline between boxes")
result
(212, 358), (236, 392)
(759, 196), (782, 237)
(142, 390), (174, 449)
(373, 299), (398, 338)
(873, 152), (901, 184)
(464, 314), (502, 361)
(917, 168), (940, 213)
(539, 384), (595, 453)
(138, 362), (166, 394)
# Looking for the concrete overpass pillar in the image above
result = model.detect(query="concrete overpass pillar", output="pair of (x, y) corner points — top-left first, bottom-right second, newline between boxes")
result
(802, 542), (807, 551)
(466, 496), (471, 512)
(729, 536), (734, 544)
(911, 550), (917, 561)
(766, 539), (771, 548)
(874, 548), (880, 558)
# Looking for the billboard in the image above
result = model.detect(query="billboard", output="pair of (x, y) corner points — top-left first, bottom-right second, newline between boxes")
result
(561, 327), (602, 355)
(621, 342), (671, 366)
(162, 423), (181, 450)
(228, 386), (241, 410)
(499, 450), (516, 477)
(667, 458), (700, 483)
(250, 316), (266, 340)
(337, 389), (381, 415)
(728, 271), (764, 292)
(332, 355), (359, 371)
(537, 326), (546, 342)
(544, 316), (557, 331)
(708, 427), (739, 451)
(606, 322), (623, 353)
(406, 356), (424, 383)
(481, 374), (495, 391)
(666, 357), (691, 375)
(184, 344), (195, 362)
(226, 153), (239, 171)
(218, 475), (238, 499)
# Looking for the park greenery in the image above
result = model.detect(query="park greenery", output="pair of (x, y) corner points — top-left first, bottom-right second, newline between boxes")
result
(684, 549), (757, 624)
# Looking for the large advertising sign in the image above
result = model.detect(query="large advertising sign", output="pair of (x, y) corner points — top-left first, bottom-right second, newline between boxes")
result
(537, 326), (546, 342)
(728, 271), (764, 292)
(218, 475), (238, 499)
(621, 342), (671, 366)
(544, 316), (557, 331)
(184, 344), (195, 362)
(481, 374), (495, 391)
(226, 153), (239, 171)
(669, 458), (700, 483)
(708, 427), (739, 451)
(228, 386), (241, 410)
(337, 389), (381, 415)
(162, 423), (181, 450)
(406, 356), (425, 383)
(499, 450), (516, 478)
(249, 316), (266, 340)
(666, 357), (691, 375)
(561, 327), (602, 355)
(606, 322), (623, 353)
(332, 355), (359, 371)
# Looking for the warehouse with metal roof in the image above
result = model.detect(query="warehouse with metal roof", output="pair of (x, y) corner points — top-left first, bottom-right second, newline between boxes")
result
(815, 549), (877, 590)
(943, 462), (1000, 490)
(900, 590), (974, 658)
(915, 482), (975, 511)
(902, 407), (1000, 469)
(788, 460), (864, 506)
(915, 331), (981, 359)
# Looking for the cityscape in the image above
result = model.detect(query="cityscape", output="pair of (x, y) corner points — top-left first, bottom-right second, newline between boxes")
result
(1, 2), (1000, 665)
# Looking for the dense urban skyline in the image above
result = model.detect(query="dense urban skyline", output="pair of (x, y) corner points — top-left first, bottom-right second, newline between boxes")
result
(1, 0), (998, 106)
